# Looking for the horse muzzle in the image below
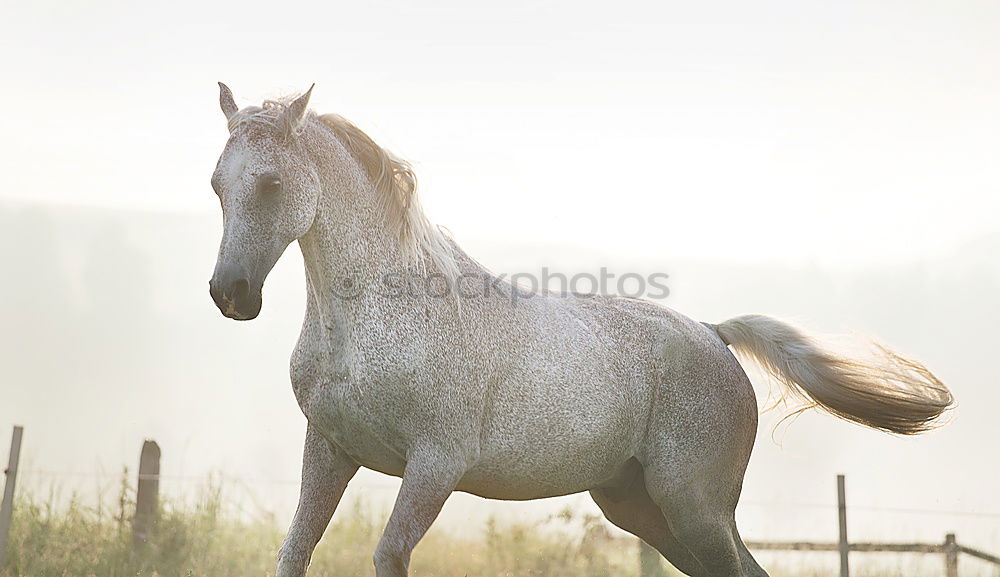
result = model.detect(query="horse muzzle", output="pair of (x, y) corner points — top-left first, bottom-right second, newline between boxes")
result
(209, 267), (262, 321)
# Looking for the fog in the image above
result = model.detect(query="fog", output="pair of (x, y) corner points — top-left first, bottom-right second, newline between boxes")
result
(1, 201), (997, 562)
(3, 0), (1000, 573)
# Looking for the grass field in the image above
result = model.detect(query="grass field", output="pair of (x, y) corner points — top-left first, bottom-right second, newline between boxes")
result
(1, 478), (971, 577)
(2, 477), (651, 577)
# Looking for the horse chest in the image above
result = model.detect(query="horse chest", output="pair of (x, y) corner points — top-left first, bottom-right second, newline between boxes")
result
(290, 341), (412, 476)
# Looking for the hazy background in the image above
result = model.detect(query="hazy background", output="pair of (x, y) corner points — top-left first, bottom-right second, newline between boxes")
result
(2, 0), (998, 573)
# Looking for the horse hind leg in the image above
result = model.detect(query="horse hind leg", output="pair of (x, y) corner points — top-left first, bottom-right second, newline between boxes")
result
(640, 460), (769, 577)
(589, 470), (709, 577)
(633, 325), (770, 576)
(733, 527), (768, 577)
(592, 472), (768, 577)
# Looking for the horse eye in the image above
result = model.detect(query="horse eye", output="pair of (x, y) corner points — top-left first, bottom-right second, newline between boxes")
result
(256, 173), (282, 194)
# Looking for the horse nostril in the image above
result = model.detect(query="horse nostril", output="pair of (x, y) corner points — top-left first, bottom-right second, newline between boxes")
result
(229, 278), (250, 301)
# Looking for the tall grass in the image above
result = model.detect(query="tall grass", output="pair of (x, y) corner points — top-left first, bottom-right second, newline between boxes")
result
(1, 474), (645, 577)
(3, 475), (972, 577)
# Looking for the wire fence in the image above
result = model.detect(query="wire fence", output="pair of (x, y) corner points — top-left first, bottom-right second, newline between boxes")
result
(5, 429), (1000, 577)
(13, 467), (1000, 516)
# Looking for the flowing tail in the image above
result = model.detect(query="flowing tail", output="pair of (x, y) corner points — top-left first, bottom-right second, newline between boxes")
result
(712, 314), (954, 435)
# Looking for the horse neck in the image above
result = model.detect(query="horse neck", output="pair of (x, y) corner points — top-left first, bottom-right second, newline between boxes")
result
(297, 188), (391, 315)
(295, 124), (475, 329)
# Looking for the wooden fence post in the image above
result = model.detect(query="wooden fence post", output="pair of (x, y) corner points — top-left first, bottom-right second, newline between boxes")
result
(837, 474), (849, 577)
(0, 425), (24, 571)
(944, 533), (958, 577)
(132, 440), (160, 547)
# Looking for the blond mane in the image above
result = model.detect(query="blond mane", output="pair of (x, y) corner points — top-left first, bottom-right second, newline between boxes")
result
(317, 114), (457, 280)
(228, 99), (458, 281)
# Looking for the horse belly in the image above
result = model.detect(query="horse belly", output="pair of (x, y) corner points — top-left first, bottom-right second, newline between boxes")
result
(457, 453), (629, 500)
(459, 394), (638, 499)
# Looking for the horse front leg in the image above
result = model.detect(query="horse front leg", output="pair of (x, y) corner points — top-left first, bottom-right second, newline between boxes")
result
(373, 448), (465, 577)
(276, 424), (358, 577)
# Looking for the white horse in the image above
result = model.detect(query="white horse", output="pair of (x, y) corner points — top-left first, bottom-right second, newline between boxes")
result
(207, 84), (953, 577)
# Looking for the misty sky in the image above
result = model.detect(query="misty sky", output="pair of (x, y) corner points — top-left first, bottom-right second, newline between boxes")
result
(4, 0), (1000, 264)
(3, 1), (1000, 574)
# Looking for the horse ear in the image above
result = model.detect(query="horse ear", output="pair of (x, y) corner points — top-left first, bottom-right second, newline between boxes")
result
(218, 82), (239, 121)
(283, 84), (315, 132)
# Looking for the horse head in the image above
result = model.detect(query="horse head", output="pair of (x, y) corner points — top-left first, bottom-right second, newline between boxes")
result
(208, 83), (320, 320)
